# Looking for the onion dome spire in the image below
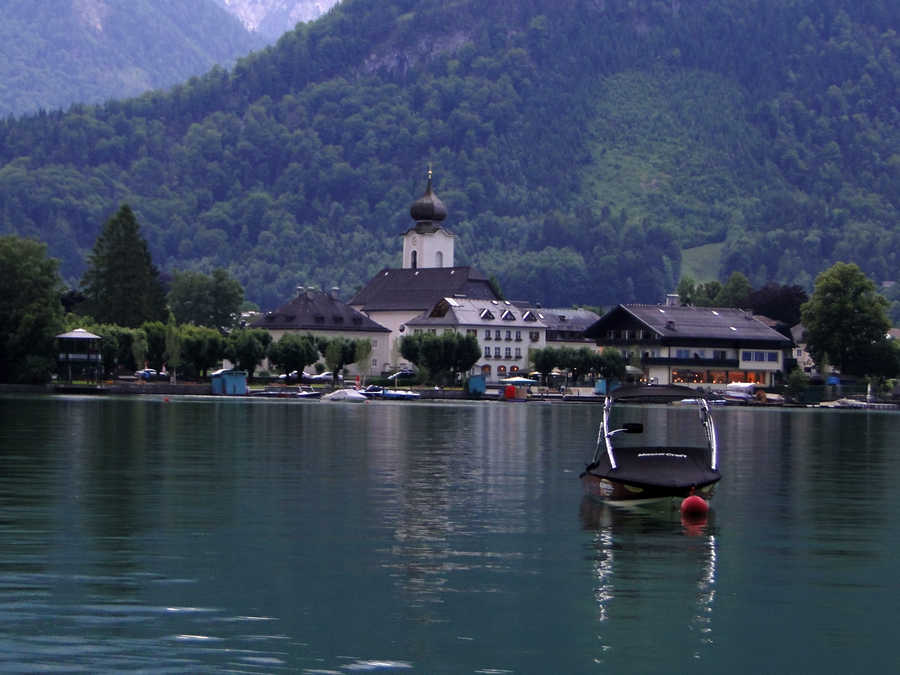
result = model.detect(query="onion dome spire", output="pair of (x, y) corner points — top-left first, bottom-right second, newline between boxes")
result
(410, 166), (447, 223)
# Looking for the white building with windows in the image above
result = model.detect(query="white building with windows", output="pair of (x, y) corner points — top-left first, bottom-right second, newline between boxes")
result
(405, 297), (548, 381)
(251, 286), (391, 377)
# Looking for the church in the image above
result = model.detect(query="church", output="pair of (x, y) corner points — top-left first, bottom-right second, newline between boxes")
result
(348, 169), (502, 368)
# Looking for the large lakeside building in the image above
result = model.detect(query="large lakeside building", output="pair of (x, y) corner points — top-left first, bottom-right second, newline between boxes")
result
(585, 299), (793, 387)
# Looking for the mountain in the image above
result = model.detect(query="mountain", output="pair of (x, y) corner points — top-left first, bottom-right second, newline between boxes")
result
(0, 0), (897, 310)
(214, 0), (340, 39)
(0, 0), (265, 117)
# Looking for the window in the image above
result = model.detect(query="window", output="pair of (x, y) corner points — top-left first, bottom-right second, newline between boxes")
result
(767, 352), (778, 362)
(529, 331), (540, 342)
(371, 358), (377, 367)
(466, 329), (476, 338)
(505, 330), (512, 341)
(713, 350), (726, 360)
(754, 351), (765, 361)
(607, 330), (616, 340)
(515, 330), (522, 341)
(676, 349), (691, 359)
(413, 328), (422, 335)
(428, 328), (437, 335)
(484, 346), (491, 358)
(485, 330), (491, 340)
(505, 347), (512, 358)
(742, 351), (752, 361)
(672, 369), (704, 384)
(495, 330), (501, 340)
(515, 347), (522, 358)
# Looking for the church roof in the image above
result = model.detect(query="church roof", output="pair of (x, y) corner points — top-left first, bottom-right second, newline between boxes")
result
(349, 266), (499, 312)
(409, 169), (447, 223)
(252, 288), (389, 332)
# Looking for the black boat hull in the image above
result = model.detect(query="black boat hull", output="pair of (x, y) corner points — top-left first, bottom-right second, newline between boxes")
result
(581, 471), (718, 506)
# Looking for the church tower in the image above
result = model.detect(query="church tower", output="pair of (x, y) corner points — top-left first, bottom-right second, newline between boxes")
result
(402, 169), (455, 269)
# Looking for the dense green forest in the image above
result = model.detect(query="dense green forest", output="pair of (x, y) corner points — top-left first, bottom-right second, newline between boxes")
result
(0, 0), (897, 310)
(0, 0), (263, 116)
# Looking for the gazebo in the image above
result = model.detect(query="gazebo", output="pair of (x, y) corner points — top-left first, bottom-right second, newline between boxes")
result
(56, 329), (103, 382)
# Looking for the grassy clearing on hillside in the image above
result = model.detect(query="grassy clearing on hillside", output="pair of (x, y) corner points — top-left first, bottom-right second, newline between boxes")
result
(586, 69), (764, 248)
(681, 242), (724, 282)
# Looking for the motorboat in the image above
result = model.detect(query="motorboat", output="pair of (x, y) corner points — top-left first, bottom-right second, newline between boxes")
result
(322, 388), (368, 402)
(251, 386), (321, 399)
(580, 385), (721, 509)
(381, 388), (420, 400)
(358, 385), (420, 400)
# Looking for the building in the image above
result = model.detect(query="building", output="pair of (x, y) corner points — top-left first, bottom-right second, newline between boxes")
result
(405, 296), (548, 381)
(56, 328), (103, 382)
(252, 286), (391, 377)
(586, 301), (793, 387)
(538, 307), (602, 350)
(349, 170), (500, 370)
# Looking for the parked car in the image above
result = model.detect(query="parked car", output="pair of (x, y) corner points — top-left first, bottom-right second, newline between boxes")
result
(135, 368), (157, 380)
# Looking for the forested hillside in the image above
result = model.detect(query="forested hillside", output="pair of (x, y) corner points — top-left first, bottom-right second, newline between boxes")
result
(0, 0), (264, 116)
(0, 0), (897, 309)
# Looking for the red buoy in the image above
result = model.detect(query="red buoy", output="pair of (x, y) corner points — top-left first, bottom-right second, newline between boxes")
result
(680, 494), (709, 517)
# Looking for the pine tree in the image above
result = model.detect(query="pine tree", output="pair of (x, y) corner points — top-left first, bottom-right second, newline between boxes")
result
(81, 205), (166, 327)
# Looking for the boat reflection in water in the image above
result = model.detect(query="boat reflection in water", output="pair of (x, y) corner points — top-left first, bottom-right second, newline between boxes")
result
(579, 497), (718, 663)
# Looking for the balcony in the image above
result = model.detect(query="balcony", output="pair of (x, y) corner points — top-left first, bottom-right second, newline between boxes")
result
(642, 356), (738, 368)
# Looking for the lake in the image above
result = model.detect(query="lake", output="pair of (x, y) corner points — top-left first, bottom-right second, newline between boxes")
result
(0, 394), (898, 673)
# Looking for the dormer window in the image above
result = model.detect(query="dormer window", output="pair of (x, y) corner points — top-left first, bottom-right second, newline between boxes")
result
(501, 309), (515, 321)
(480, 309), (495, 320)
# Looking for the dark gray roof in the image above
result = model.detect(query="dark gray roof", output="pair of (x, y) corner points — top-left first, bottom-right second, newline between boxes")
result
(538, 307), (601, 332)
(349, 266), (500, 312)
(587, 304), (792, 345)
(252, 289), (389, 332)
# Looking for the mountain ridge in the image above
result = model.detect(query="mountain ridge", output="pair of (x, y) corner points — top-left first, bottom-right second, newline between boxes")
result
(214, 0), (338, 38)
(0, 0), (266, 117)
(0, 0), (896, 310)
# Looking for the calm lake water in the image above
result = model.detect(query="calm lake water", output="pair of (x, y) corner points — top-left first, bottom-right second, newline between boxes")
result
(0, 394), (898, 673)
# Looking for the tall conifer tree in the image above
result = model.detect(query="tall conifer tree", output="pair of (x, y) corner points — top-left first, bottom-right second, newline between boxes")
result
(81, 205), (166, 327)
